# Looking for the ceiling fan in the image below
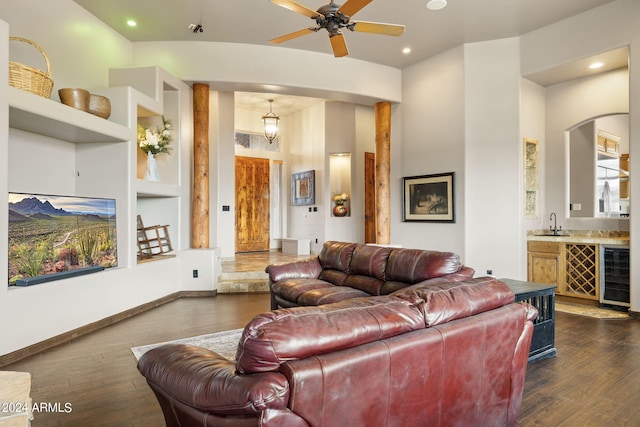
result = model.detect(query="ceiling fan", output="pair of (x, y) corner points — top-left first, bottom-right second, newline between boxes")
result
(269, 0), (405, 58)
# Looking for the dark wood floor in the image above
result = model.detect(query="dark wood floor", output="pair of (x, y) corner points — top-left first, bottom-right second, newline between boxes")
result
(3, 293), (640, 426)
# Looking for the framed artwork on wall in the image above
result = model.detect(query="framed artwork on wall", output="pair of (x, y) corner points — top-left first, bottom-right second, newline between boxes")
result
(291, 170), (315, 206)
(524, 138), (539, 218)
(402, 172), (455, 222)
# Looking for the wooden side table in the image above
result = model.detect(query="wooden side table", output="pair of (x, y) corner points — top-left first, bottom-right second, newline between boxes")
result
(501, 278), (557, 363)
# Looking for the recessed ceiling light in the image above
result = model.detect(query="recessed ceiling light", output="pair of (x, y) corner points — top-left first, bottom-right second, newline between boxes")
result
(589, 62), (604, 69)
(127, 19), (137, 27)
(403, 47), (412, 54)
(427, 0), (447, 11)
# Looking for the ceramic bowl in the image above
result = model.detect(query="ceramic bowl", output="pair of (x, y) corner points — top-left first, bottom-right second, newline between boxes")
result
(58, 88), (90, 111)
(88, 94), (111, 119)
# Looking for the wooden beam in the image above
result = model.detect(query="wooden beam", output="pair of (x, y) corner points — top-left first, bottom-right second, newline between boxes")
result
(192, 83), (210, 248)
(375, 101), (391, 244)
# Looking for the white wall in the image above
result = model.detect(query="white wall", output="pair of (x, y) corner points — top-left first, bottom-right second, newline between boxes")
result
(131, 41), (402, 107)
(463, 38), (523, 279)
(520, 78), (547, 231)
(0, 2), (176, 357)
(545, 69), (629, 230)
(354, 105), (376, 244)
(3, 0), (132, 96)
(520, 0), (640, 311)
(398, 37), (524, 280)
(325, 102), (357, 243)
(210, 91), (236, 259)
(286, 103), (327, 253)
(397, 46), (466, 254)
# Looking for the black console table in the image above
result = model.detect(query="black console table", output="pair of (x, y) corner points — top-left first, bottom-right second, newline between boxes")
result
(501, 278), (557, 363)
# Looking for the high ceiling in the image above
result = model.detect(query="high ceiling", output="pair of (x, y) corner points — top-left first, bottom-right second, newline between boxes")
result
(74, 0), (616, 69)
(72, 0), (625, 113)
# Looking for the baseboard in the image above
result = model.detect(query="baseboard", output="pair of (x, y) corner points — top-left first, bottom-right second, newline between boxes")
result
(0, 290), (217, 368)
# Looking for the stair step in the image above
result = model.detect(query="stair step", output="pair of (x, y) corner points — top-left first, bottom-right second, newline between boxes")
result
(217, 278), (269, 293)
(218, 270), (268, 281)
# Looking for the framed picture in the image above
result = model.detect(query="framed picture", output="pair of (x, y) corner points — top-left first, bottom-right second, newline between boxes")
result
(291, 170), (315, 206)
(402, 172), (455, 222)
(524, 138), (539, 219)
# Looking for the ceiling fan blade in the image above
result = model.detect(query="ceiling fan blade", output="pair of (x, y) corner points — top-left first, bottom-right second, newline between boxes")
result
(329, 32), (349, 57)
(352, 21), (405, 36)
(338, 0), (373, 17)
(271, 0), (321, 18)
(270, 28), (316, 44)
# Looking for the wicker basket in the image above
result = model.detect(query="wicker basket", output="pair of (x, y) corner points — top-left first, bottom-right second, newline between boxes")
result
(9, 36), (53, 98)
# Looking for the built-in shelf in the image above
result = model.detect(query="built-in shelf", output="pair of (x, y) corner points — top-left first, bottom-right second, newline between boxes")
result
(137, 254), (177, 264)
(136, 180), (181, 198)
(8, 86), (131, 143)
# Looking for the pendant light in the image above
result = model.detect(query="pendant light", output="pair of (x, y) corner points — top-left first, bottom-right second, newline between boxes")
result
(262, 99), (280, 143)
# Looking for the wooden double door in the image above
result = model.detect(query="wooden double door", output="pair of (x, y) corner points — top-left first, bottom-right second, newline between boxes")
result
(235, 156), (270, 253)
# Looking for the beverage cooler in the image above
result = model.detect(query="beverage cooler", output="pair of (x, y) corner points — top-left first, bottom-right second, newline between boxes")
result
(600, 245), (630, 308)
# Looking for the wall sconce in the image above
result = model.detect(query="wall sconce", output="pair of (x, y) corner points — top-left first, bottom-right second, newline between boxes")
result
(262, 99), (280, 144)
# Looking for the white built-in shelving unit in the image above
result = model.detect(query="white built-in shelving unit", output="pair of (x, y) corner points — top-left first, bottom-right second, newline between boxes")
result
(0, 19), (216, 357)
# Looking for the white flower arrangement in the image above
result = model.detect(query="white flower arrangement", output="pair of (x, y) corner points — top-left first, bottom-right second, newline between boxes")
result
(333, 193), (348, 205)
(138, 117), (172, 155)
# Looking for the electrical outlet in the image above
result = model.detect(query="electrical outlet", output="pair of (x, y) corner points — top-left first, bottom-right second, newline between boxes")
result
(192, 269), (198, 278)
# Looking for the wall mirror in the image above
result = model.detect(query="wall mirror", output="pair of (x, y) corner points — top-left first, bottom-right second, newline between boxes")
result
(568, 113), (629, 218)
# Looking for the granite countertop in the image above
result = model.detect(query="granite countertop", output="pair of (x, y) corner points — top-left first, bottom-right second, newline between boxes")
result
(527, 230), (630, 246)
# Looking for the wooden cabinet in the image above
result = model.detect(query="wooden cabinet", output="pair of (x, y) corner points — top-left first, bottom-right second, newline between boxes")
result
(527, 241), (561, 286)
(563, 243), (599, 301)
(528, 240), (600, 302)
(597, 134), (619, 155)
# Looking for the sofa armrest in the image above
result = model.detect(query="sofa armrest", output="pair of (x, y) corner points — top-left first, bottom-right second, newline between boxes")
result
(137, 344), (289, 415)
(266, 257), (322, 282)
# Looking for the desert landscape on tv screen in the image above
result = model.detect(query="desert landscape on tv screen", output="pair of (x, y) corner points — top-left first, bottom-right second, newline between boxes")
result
(8, 193), (117, 285)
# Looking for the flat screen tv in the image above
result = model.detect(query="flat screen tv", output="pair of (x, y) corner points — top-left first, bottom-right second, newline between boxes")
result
(8, 193), (117, 286)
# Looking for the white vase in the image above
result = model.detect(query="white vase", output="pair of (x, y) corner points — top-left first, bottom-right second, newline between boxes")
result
(144, 153), (160, 182)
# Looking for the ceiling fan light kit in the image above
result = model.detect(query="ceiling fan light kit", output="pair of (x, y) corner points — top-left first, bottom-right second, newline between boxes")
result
(270, 0), (405, 58)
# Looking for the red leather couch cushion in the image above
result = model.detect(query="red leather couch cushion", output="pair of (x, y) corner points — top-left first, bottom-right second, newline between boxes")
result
(236, 296), (424, 374)
(318, 241), (357, 272)
(385, 248), (463, 283)
(348, 245), (392, 279)
(392, 276), (515, 327)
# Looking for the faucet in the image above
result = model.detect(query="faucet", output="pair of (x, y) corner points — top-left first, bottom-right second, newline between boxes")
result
(549, 212), (561, 235)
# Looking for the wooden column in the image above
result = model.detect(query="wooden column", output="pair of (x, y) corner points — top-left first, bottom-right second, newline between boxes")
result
(375, 101), (391, 244)
(192, 83), (210, 248)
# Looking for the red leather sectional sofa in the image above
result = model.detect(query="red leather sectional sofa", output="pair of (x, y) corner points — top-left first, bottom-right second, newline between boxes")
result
(267, 241), (475, 309)
(137, 241), (537, 426)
